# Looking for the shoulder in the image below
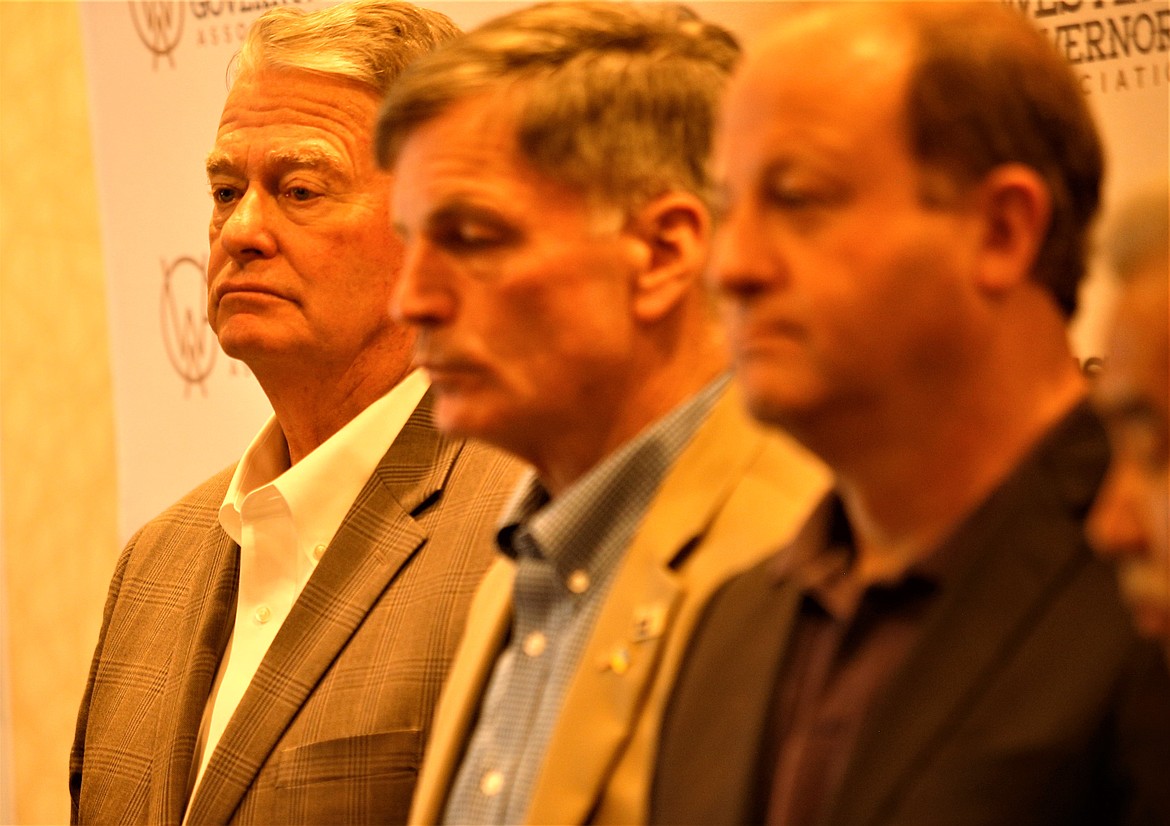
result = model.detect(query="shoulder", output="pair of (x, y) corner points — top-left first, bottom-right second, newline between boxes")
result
(127, 464), (236, 544)
(448, 438), (528, 494)
(115, 464), (237, 583)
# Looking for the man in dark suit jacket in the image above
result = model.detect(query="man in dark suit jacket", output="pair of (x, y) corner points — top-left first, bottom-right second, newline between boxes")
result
(69, 3), (522, 823)
(652, 3), (1170, 824)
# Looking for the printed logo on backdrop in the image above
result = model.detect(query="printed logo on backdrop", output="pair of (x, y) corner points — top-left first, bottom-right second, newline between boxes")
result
(129, 0), (317, 67)
(161, 255), (217, 394)
(1008, 0), (1170, 94)
(129, 2), (185, 69)
(159, 255), (253, 395)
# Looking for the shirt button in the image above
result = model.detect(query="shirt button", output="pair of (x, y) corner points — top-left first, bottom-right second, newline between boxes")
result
(253, 605), (272, 625)
(523, 631), (547, 658)
(313, 543), (327, 561)
(480, 769), (504, 796)
(567, 569), (590, 594)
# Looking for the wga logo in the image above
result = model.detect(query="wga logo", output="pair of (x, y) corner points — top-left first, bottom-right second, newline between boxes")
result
(129, 2), (185, 69)
(160, 255), (217, 394)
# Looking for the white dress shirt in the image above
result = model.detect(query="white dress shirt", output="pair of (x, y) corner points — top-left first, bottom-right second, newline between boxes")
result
(186, 370), (429, 803)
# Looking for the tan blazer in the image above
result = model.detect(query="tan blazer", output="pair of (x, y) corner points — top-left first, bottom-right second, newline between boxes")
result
(70, 394), (525, 825)
(409, 384), (832, 824)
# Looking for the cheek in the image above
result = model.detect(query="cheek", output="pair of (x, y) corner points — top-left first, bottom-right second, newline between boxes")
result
(1149, 474), (1170, 565)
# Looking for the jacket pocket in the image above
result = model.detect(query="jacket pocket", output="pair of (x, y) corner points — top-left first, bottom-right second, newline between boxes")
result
(274, 728), (422, 788)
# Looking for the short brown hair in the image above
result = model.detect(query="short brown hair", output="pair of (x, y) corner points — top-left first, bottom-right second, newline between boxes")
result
(231, 0), (460, 96)
(900, 2), (1104, 317)
(374, 1), (739, 212)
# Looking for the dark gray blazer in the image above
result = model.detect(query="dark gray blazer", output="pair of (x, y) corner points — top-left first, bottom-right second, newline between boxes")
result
(652, 405), (1170, 826)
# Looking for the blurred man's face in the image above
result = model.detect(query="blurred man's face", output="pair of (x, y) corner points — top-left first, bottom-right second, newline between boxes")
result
(709, 13), (984, 438)
(206, 67), (409, 378)
(390, 95), (644, 473)
(1089, 262), (1170, 652)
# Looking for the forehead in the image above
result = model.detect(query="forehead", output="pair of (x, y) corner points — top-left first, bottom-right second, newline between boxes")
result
(212, 68), (381, 169)
(719, 9), (915, 170)
(394, 94), (593, 217)
(1098, 271), (1170, 413)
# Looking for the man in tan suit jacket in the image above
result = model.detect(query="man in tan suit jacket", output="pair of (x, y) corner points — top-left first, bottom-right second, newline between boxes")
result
(69, 4), (522, 823)
(374, 4), (830, 823)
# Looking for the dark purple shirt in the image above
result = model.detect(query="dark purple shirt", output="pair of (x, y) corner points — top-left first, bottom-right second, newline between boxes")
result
(763, 498), (958, 826)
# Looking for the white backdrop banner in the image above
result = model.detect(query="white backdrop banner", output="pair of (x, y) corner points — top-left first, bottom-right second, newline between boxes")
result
(80, 0), (1168, 543)
(1015, 0), (1170, 357)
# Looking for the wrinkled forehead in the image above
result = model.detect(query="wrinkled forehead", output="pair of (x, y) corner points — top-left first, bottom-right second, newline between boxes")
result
(1098, 271), (1170, 415)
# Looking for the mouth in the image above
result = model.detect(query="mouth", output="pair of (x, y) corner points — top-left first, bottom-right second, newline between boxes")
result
(216, 283), (286, 300)
(415, 351), (485, 388)
(420, 359), (478, 377)
(732, 319), (807, 353)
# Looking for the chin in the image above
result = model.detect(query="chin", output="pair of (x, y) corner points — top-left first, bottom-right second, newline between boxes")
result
(431, 391), (496, 442)
(215, 318), (281, 359)
(738, 371), (822, 430)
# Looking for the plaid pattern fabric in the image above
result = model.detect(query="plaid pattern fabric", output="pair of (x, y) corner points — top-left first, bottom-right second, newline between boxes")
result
(70, 394), (525, 825)
(443, 376), (728, 825)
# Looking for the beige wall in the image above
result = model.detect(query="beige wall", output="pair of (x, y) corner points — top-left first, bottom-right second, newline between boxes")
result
(0, 1), (120, 823)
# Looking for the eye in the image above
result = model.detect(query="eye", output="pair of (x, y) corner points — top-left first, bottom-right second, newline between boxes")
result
(1108, 414), (1170, 476)
(434, 216), (515, 252)
(759, 166), (846, 214)
(210, 185), (239, 205)
(284, 185), (319, 202)
(764, 184), (819, 211)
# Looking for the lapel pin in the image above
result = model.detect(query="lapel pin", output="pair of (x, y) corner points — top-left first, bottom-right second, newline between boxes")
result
(631, 604), (667, 642)
(602, 647), (632, 674)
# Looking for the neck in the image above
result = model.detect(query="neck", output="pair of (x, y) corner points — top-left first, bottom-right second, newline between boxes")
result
(817, 307), (1087, 573)
(255, 358), (411, 465)
(536, 317), (727, 497)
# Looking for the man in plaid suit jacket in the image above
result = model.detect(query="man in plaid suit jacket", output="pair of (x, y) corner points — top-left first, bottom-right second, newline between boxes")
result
(69, 3), (523, 823)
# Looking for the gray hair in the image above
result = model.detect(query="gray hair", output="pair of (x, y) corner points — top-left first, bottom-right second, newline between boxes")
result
(1104, 183), (1170, 282)
(230, 0), (460, 96)
(374, 1), (740, 212)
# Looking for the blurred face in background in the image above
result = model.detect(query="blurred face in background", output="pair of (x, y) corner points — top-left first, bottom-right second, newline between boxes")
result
(389, 96), (646, 473)
(1089, 258), (1170, 656)
(709, 13), (983, 440)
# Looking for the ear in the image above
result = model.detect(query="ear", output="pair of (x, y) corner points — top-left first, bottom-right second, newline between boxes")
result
(972, 163), (1052, 297)
(625, 192), (709, 323)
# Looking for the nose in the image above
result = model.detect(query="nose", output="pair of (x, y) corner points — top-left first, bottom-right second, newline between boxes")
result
(391, 239), (457, 328)
(217, 187), (277, 262)
(1088, 461), (1150, 564)
(708, 201), (780, 301)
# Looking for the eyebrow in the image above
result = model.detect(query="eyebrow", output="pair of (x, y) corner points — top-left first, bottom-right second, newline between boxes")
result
(205, 145), (347, 179)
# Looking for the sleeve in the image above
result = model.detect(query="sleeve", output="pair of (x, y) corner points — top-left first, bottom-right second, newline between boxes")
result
(68, 529), (139, 824)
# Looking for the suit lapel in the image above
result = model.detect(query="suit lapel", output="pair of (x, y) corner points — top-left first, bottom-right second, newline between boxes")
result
(151, 524), (239, 826)
(186, 397), (457, 824)
(410, 558), (516, 825)
(526, 387), (822, 824)
(825, 406), (1108, 826)
(654, 570), (803, 825)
